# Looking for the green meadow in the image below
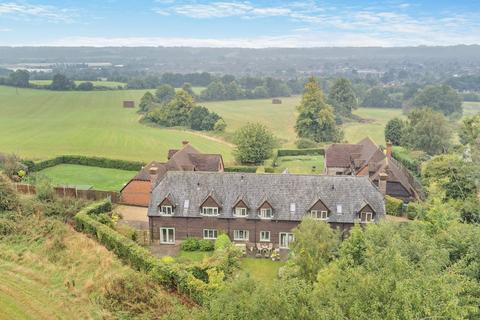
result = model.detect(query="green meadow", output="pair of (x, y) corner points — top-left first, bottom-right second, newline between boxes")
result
(0, 86), (233, 163)
(30, 80), (127, 88)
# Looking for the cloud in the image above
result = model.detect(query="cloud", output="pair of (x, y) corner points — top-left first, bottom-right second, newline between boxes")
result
(0, 2), (76, 22)
(0, 28), (11, 32)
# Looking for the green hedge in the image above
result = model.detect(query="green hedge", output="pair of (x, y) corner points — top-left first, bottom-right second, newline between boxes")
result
(385, 195), (404, 216)
(277, 148), (325, 157)
(224, 166), (257, 173)
(74, 201), (207, 303)
(30, 155), (145, 172)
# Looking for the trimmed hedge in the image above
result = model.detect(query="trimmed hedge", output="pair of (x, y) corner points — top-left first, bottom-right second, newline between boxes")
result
(385, 195), (404, 216)
(30, 155), (145, 172)
(277, 148), (325, 157)
(224, 166), (257, 173)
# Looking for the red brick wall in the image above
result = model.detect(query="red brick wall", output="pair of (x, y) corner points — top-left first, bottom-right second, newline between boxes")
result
(121, 180), (151, 207)
(150, 216), (354, 246)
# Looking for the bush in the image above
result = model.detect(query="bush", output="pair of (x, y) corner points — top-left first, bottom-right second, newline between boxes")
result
(264, 167), (275, 173)
(198, 239), (215, 251)
(214, 234), (232, 251)
(296, 138), (318, 149)
(181, 237), (200, 251)
(277, 148), (324, 157)
(35, 175), (55, 202)
(224, 166), (257, 173)
(385, 195), (404, 216)
(0, 174), (19, 211)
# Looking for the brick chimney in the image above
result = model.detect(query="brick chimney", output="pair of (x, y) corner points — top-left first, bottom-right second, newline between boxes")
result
(149, 166), (158, 188)
(379, 171), (388, 195)
(386, 141), (393, 159)
(182, 140), (189, 146)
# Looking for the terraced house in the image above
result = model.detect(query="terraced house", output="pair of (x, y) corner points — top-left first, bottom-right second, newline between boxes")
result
(148, 171), (385, 253)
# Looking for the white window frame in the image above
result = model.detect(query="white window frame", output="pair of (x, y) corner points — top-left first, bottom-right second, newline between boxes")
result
(203, 229), (218, 240)
(234, 207), (247, 217)
(160, 205), (173, 215)
(201, 207), (219, 216)
(259, 208), (273, 219)
(233, 230), (249, 241)
(279, 232), (294, 249)
(160, 227), (175, 244)
(311, 210), (328, 220)
(360, 211), (373, 223)
(260, 231), (271, 242)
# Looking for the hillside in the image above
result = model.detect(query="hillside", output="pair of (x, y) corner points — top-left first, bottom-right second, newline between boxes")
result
(0, 86), (233, 162)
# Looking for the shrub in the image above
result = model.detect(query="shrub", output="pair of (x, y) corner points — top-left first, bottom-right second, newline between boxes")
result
(181, 237), (200, 251)
(116, 224), (138, 241)
(385, 195), (404, 216)
(214, 234), (231, 251)
(198, 239), (215, 251)
(30, 155), (145, 172)
(264, 167), (275, 173)
(0, 174), (19, 211)
(35, 175), (55, 202)
(296, 138), (318, 149)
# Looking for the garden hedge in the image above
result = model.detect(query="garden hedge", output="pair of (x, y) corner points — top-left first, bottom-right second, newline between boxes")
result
(277, 148), (325, 157)
(74, 200), (209, 303)
(30, 155), (145, 172)
(224, 166), (257, 173)
(385, 195), (404, 216)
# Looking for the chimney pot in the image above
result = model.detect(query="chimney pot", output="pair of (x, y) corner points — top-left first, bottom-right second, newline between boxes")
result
(149, 166), (158, 175)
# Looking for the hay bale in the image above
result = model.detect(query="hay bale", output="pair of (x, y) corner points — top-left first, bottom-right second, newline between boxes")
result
(123, 101), (135, 108)
(272, 98), (282, 104)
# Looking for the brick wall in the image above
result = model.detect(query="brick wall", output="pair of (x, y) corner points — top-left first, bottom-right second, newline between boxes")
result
(120, 180), (151, 206)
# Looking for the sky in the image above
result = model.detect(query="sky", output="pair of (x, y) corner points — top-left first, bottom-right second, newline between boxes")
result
(0, 0), (479, 47)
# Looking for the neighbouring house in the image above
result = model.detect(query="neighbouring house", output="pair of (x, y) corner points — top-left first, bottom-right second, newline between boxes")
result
(121, 142), (224, 206)
(325, 137), (421, 201)
(148, 171), (385, 253)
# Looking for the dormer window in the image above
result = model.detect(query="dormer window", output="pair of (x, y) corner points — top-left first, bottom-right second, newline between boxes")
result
(160, 205), (173, 215)
(259, 208), (273, 219)
(202, 207), (219, 216)
(311, 210), (328, 220)
(360, 211), (373, 223)
(235, 207), (247, 217)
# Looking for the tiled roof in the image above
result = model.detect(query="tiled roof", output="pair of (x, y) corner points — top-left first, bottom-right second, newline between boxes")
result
(148, 171), (386, 223)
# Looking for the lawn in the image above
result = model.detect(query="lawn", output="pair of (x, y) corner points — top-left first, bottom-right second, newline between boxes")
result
(0, 85), (233, 163)
(240, 258), (284, 283)
(272, 155), (324, 174)
(34, 164), (137, 190)
(30, 80), (127, 88)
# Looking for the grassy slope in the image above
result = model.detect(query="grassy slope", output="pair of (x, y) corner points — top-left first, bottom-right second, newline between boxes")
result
(0, 86), (233, 163)
(35, 164), (136, 190)
(0, 225), (132, 319)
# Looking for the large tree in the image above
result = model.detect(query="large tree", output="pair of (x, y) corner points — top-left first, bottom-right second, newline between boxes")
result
(49, 74), (75, 90)
(295, 77), (343, 143)
(233, 123), (276, 164)
(412, 84), (463, 117)
(8, 69), (29, 88)
(155, 84), (175, 104)
(139, 91), (155, 112)
(327, 78), (357, 117)
(148, 90), (194, 127)
(384, 117), (405, 146)
(402, 108), (452, 155)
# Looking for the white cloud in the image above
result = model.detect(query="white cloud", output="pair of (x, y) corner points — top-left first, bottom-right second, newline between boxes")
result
(0, 2), (76, 22)
(0, 28), (11, 32)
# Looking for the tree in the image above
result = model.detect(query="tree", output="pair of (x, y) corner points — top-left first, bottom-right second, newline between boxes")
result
(233, 123), (276, 164)
(214, 118), (227, 132)
(295, 77), (343, 143)
(189, 106), (221, 131)
(50, 74), (75, 90)
(459, 114), (480, 161)
(182, 82), (196, 98)
(361, 87), (402, 108)
(139, 91), (155, 113)
(327, 78), (357, 116)
(148, 90), (194, 127)
(200, 81), (226, 101)
(155, 84), (175, 104)
(252, 86), (269, 99)
(384, 117), (405, 145)
(8, 69), (29, 87)
(402, 108), (452, 155)
(412, 84), (462, 117)
(290, 218), (340, 283)
(76, 81), (94, 91)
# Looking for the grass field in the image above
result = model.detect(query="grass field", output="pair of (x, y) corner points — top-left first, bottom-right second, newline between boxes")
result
(30, 80), (126, 88)
(0, 85), (233, 163)
(34, 164), (136, 190)
(464, 101), (480, 116)
(271, 155), (324, 174)
(240, 258), (284, 282)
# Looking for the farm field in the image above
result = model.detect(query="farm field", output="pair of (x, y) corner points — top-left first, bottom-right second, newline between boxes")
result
(0, 85), (233, 163)
(464, 101), (480, 116)
(34, 164), (136, 190)
(30, 80), (127, 88)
